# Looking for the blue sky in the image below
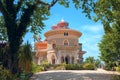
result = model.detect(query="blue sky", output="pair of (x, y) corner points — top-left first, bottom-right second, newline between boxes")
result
(23, 3), (104, 60)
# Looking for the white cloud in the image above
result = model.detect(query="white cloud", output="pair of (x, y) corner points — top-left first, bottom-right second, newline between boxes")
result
(79, 24), (104, 59)
(80, 24), (104, 34)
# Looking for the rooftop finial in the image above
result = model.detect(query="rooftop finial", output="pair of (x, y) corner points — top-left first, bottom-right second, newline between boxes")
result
(61, 18), (64, 22)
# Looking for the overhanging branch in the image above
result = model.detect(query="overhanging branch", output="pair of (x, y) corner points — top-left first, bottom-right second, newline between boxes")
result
(35, 0), (49, 7)
(17, 5), (35, 37)
(16, 0), (59, 37)
(48, 0), (58, 9)
(35, 0), (58, 10)
(0, 1), (8, 15)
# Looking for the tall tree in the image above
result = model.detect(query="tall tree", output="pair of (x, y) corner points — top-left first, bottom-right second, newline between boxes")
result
(99, 23), (120, 67)
(75, 0), (120, 67)
(71, 0), (120, 33)
(0, 0), (57, 74)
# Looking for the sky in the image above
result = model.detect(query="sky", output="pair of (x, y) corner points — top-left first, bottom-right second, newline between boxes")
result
(23, 3), (104, 60)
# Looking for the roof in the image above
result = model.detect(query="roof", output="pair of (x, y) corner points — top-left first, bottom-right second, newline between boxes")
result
(52, 19), (69, 30)
(35, 42), (47, 50)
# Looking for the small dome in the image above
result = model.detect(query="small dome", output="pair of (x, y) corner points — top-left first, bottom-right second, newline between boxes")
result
(57, 19), (69, 29)
(51, 19), (69, 30)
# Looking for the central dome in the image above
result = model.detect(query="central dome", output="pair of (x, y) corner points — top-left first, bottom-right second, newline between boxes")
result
(52, 19), (69, 30)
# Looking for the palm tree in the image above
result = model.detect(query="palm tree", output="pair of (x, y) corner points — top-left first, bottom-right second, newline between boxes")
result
(18, 41), (32, 74)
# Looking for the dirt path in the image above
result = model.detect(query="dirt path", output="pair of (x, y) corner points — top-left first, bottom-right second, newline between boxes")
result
(30, 69), (120, 80)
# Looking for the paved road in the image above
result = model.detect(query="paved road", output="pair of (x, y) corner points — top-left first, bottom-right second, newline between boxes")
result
(30, 69), (120, 80)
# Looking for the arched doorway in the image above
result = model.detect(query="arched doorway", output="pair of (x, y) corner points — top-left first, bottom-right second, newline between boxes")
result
(61, 56), (64, 63)
(65, 56), (70, 64)
(51, 55), (55, 64)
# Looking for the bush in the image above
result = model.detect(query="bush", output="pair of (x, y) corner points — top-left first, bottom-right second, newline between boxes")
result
(0, 65), (12, 80)
(55, 66), (65, 70)
(111, 75), (120, 80)
(42, 61), (51, 69)
(104, 63), (115, 71)
(65, 64), (73, 70)
(115, 66), (120, 72)
(32, 62), (44, 73)
(83, 63), (95, 70)
(65, 64), (83, 70)
(104, 65), (112, 71)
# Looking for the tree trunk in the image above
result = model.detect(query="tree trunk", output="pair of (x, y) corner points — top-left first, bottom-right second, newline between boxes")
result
(8, 35), (22, 74)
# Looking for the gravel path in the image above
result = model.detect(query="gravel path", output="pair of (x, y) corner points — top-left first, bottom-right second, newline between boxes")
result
(30, 69), (120, 80)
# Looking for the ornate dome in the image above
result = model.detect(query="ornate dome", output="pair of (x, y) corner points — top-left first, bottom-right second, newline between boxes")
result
(52, 19), (69, 30)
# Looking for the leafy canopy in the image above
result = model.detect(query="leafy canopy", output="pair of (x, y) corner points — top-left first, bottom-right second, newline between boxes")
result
(99, 24), (120, 64)
(0, 16), (7, 41)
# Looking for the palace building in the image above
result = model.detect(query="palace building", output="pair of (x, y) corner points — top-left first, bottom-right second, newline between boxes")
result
(34, 19), (86, 65)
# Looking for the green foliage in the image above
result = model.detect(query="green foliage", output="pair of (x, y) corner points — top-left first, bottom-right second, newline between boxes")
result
(84, 56), (95, 64)
(64, 63), (94, 70)
(115, 66), (120, 72)
(94, 59), (101, 68)
(32, 62), (44, 73)
(0, 16), (7, 41)
(84, 56), (101, 68)
(42, 61), (51, 70)
(104, 61), (116, 71)
(93, 0), (120, 26)
(99, 24), (120, 68)
(18, 41), (32, 74)
(0, 65), (12, 80)
(83, 63), (95, 70)
(65, 64), (83, 70)
(111, 75), (120, 80)
(55, 65), (65, 70)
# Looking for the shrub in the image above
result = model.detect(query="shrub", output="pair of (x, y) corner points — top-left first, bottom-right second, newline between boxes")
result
(0, 65), (12, 80)
(32, 62), (44, 73)
(42, 61), (51, 69)
(65, 64), (73, 70)
(104, 65), (112, 71)
(83, 63), (95, 70)
(55, 66), (65, 70)
(65, 64), (83, 70)
(111, 75), (120, 80)
(115, 66), (120, 72)
(75, 64), (83, 70)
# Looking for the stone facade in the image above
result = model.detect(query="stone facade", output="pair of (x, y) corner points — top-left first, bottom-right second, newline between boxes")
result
(35, 19), (86, 65)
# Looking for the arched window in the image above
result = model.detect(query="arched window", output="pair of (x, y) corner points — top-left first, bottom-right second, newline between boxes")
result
(51, 40), (56, 49)
(64, 40), (69, 46)
(52, 44), (56, 49)
(64, 32), (68, 36)
(74, 40), (78, 46)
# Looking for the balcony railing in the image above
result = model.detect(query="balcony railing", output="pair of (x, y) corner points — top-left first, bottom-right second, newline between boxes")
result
(53, 45), (80, 50)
